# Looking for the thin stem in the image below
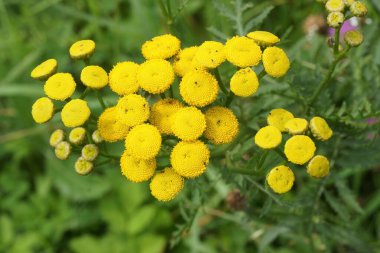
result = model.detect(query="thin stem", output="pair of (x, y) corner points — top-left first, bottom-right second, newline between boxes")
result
(245, 177), (285, 206)
(99, 152), (119, 160)
(53, 107), (63, 114)
(333, 25), (342, 56)
(257, 69), (266, 80)
(169, 84), (174, 98)
(273, 147), (287, 160)
(214, 68), (228, 95)
(160, 93), (166, 99)
(257, 150), (269, 170)
(225, 92), (234, 107)
(79, 87), (91, 99)
(96, 90), (107, 109)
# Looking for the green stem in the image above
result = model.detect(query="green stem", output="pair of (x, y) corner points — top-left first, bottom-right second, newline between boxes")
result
(257, 150), (269, 170)
(258, 69), (266, 80)
(79, 87), (91, 99)
(160, 93), (166, 99)
(273, 147), (287, 160)
(214, 68), (228, 95)
(225, 92), (234, 107)
(333, 25), (342, 56)
(99, 152), (119, 160)
(54, 107), (63, 114)
(228, 167), (255, 175)
(96, 90), (107, 109)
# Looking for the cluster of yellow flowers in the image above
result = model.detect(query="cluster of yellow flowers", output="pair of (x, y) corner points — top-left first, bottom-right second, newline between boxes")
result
(254, 108), (333, 194)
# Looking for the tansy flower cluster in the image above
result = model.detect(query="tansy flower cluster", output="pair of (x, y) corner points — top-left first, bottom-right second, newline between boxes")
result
(254, 108), (333, 194)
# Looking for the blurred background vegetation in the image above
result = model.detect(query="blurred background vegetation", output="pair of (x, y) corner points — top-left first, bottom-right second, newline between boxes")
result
(1, 0), (380, 252)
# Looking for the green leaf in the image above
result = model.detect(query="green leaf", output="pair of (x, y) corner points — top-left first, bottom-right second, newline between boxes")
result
(335, 181), (364, 214)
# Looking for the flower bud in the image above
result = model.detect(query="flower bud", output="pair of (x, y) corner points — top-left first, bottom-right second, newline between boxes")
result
(50, 129), (64, 147)
(81, 144), (99, 161)
(69, 127), (86, 145)
(344, 30), (364, 47)
(75, 157), (93, 175)
(350, 1), (367, 17)
(327, 12), (344, 28)
(325, 0), (345, 12)
(92, 130), (103, 144)
(55, 141), (71, 160)
(344, 0), (355, 7)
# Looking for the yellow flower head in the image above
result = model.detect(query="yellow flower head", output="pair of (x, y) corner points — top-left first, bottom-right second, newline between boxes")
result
(141, 34), (181, 60)
(120, 150), (156, 183)
(192, 41), (225, 69)
(204, 106), (239, 144)
(92, 130), (103, 144)
(171, 140), (210, 178)
(109, 61), (139, 95)
(80, 65), (108, 89)
(225, 36), (262, 67)
(61, 99), (91, 128)
(344, 0), (355, 6)
(44, 73), (76, 101)
(31, 97), (54, 124)
(325, 0), (345, 12)
(75, 157), (93, 175)
(267, 108), (294, 132)
(350, 1), (367, 17)
(137, 59), (174, 94)
(55, 141), (71, 160)
(307, 155), (330, 178)
(125, 124), (162, 160)
(81, 144), (99, 161)
(230, 67), (259, 97)
(179, 70), (219, 107)
(173, 46), (199, 77)
(116, 94), (150, 127)
(327, 12), (344, 28)
(69, 39), (96, 59)
(284, 135), (316, 165)
(267, 165), (295, 194)
(254, 125), (282, 149)
(171, 107), (206, 141)
(246, 31), (280, 47)
(49, 129), (65, 147)
(149, 98), (184, 135)
(69, 127), (86, 145)
(344, 30), (364, 47)
(98, 107), (129, 142)
(150, 168), (184, 201)
(310, 116), (333, 141)
(284, 118), (308, 135)
(31, 59), (57, 81)
(262, 47), (290, 78)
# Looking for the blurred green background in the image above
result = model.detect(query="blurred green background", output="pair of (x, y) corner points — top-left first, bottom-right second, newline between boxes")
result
(1, 0), (380, 252)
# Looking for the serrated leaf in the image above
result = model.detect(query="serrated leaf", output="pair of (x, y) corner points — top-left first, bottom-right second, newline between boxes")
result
(335, 181), (364, 214)
(243, 6), (274, 34)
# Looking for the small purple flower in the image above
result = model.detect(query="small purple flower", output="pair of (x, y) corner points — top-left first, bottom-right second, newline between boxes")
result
(328, 18), (359, 40)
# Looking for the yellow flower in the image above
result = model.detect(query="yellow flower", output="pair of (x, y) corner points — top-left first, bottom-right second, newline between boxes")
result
(120, 150), (156, 183)
(31, 59), (57, 81)
(307, 155), (330, 178)
(98, 107), (129, 142)
(150, 168), (184, 201)
(61, 99), (91, 128)
(246, 31), (280, 46)
(137, 59), (174, 94)
(31, 97), (54, 124)
(109, 61), (139, 95)
(171, 140), (210, 178)
(173, 46), (199, 77)
(44, 73), (76, 101)
(266, 165), (295, 194)
(149, 98), (184, 135)
(55, 141), (71, 160)
(171, 107), (206, 141)
(284, 118), (308, 135)
(49, 129), (64, 147)
(81, 144), (99, 161)
(75, 157), (93, 175)
(310, 116), (333, 141)
(179, 70), (219, 107)
(344, 30), (364, 47)
(230, 68), (259, 97)
(192, 41), (225, 68)
(92, 130), (103, 144)
(69, 39), (96, 59)
(141, 34), (181, 60)
(350, 1), (367, 17)
(254, 126), (282, 149)
(80, 65), (108, 89)
(125, 124), (162, 160)
(225, 36), (262, 67)
(69, 127), (86, 145)
(204, 106), (239, 144)
(284, 135), (316, 165)
(262, 47), (290, 78)
(267, 108), (294, 132)
(116, 94), (150, 127)
(327, 12), (344, 28)
(325, 0), (345, 12)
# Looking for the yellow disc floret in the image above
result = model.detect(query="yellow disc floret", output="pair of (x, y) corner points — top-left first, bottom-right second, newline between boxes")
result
(69, 127), (86, 145)
(80, 65), (108, 89)
(61, 99), (91, 128)
(225, 36), (262, 67)
(267, 165), (295, 194)
(179, 70), (219, 107)
(267, 108), (294, 132)
(81, 144), (99, 161)
(49, 129), (65, 147)
(173, 46), (199, 77)
(55, 141), (71, 160)
(137, 59), (174, 94)
(171, 107), (206, 141)
(150, 168), (184, 201)
(344, 30), (364, 47)
(75, 157), (93, 175)
(350, 1), (367, 17)
(69, 39), (96, 59)
(98, 107), (129, 142)
(262, 47), (290, 78)
(149, 98), (184, 135)
(44, 73), (76, 101)
(141, 34), (181, 60)
(204, 106), (239, 144)
(31, 59), (57, 81)
(120, 150), (156, 183)
(307, 155), (330, 178)
(116, 94), (150, 127)
(192, 41), (225, 69)
(254, 126), (282, 149)
(109, 61), (139, 95)
(327, 12), (344, 28)
(125, 124), (162, 160)
(246, 31), (280, 46)
(31, 97), (54, 124)
(171, 140), (210, 178)
(310, 116), (333, 141)
(284, 135), (316, 165)
(230, 68), (259, 97)
(284, 118), (308, 135)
